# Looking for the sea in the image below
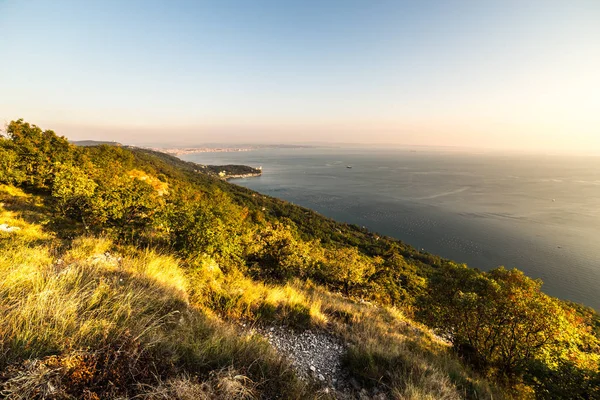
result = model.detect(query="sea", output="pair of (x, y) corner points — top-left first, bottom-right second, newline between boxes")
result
(182, 147), (600, 311)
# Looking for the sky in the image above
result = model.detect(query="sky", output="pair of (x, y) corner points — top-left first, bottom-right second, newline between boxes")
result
(0, 0), (599, 152)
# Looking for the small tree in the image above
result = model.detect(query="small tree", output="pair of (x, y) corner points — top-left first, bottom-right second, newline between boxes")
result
(52, 164), (97, 227)
(85, 174), (163, 240)
(0, 144), (26, 185)
(418, 265), (598, 385)
(246, 223), (319, 282)
(168, 190), (249, 268)
(7, 119), (74, 189)
(322, 246), (374, 295)
(368, 252), (426, 308)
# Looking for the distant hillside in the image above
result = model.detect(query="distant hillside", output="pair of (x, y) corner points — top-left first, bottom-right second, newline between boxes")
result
(0, 119), (598, 399)
(129, 148), (262, 180)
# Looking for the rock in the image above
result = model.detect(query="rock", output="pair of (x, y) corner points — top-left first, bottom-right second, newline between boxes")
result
(0, 224), (20, 232)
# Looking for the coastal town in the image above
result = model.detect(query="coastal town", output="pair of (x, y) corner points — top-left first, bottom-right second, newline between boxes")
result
(147, 146), (254, 156)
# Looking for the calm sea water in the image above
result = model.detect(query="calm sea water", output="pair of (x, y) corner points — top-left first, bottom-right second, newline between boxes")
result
(183, 147), (600, 310)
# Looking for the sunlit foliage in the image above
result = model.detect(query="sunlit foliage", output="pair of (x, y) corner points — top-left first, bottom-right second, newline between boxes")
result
(0, 119), (598, 399)
(418, 264), (600, 396)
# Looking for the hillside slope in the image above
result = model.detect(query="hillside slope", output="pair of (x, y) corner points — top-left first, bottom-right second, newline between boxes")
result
(0, 119), (598, 399)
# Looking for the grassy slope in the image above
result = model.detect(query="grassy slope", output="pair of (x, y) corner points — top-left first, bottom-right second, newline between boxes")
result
(0, 183), (503, 399)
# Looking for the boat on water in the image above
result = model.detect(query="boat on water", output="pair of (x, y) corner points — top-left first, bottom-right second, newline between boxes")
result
(346, 165), (352, 169)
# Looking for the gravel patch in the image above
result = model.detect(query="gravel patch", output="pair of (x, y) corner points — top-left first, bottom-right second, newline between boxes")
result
(244, 324), (357, 397)
(263, 326), (345, 384)
(252, 325), (390, 399)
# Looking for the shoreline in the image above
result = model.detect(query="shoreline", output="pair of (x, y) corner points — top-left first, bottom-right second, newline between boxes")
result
(223, 172), (262, 180)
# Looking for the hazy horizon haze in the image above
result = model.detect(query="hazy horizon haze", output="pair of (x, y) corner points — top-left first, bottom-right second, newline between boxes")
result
(1, 0), (599, 153)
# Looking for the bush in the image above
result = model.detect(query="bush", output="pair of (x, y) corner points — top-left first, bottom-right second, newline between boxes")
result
(418, 265), (599, 389)
(246, 223), (319, 282)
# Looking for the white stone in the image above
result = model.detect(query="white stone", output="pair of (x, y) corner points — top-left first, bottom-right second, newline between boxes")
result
(0, 224), (20, 232)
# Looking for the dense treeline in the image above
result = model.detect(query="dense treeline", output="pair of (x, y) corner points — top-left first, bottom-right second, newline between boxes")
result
(1, 119), (599, 398)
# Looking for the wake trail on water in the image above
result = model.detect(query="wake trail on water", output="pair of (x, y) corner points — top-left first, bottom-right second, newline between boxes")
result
(413, 186), (470, 200)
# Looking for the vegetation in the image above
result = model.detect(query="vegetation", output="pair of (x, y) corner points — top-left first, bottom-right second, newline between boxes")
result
(203, 164), (262, 177)
(0, 119), (598, 399)
(418, 265), (599, 396)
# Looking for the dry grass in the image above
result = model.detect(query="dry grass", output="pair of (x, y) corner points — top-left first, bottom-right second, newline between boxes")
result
(0, 184), (503, 399)
(185, 255), (504, 399)
(135, 369), (258, 400)
(0, 188), (311, 399)
(187, 257), (327, 330)
(0, 238), (186, 365)
(299, 284), (504, 399)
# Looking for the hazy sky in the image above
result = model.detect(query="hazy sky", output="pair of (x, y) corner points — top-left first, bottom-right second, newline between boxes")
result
(1, 0), (599, 152)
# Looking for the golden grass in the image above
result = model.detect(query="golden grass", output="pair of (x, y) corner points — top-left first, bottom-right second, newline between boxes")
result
(0, 185), (502, 399)
(186, 258), (325, 329)
(0, 190), (312, 399)
(134, 369), (258, 400)
(0, 185), (52, 244)
(301, 284), (504, 399)
(0, 242), (181, 364)
(185, 256), (504, 399)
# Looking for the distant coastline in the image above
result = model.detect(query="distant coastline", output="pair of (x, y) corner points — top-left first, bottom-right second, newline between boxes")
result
(145, 144), (315, 157)
(193, 163), (262, 181)
(145, 147), (253, 156)
(223, 172), (262, 180)
(73, 143), (264, 181)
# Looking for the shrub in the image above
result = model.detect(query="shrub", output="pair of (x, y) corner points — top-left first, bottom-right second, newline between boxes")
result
(418, 265), (599, 389)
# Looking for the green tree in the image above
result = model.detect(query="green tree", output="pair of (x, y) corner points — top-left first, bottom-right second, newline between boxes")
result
(418, 265), (598, 386)
(88, 174), (164, 239)
(368, 251), (426, 308)
(320, 246), (374, 295)
(51, 164), (97, 228)
(246, 223), (320, 282)
(526, 358), (600, 399)
(0, 143), (26, 185)
(6, 119), (75, 189)
(168, 190), (249, 268)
